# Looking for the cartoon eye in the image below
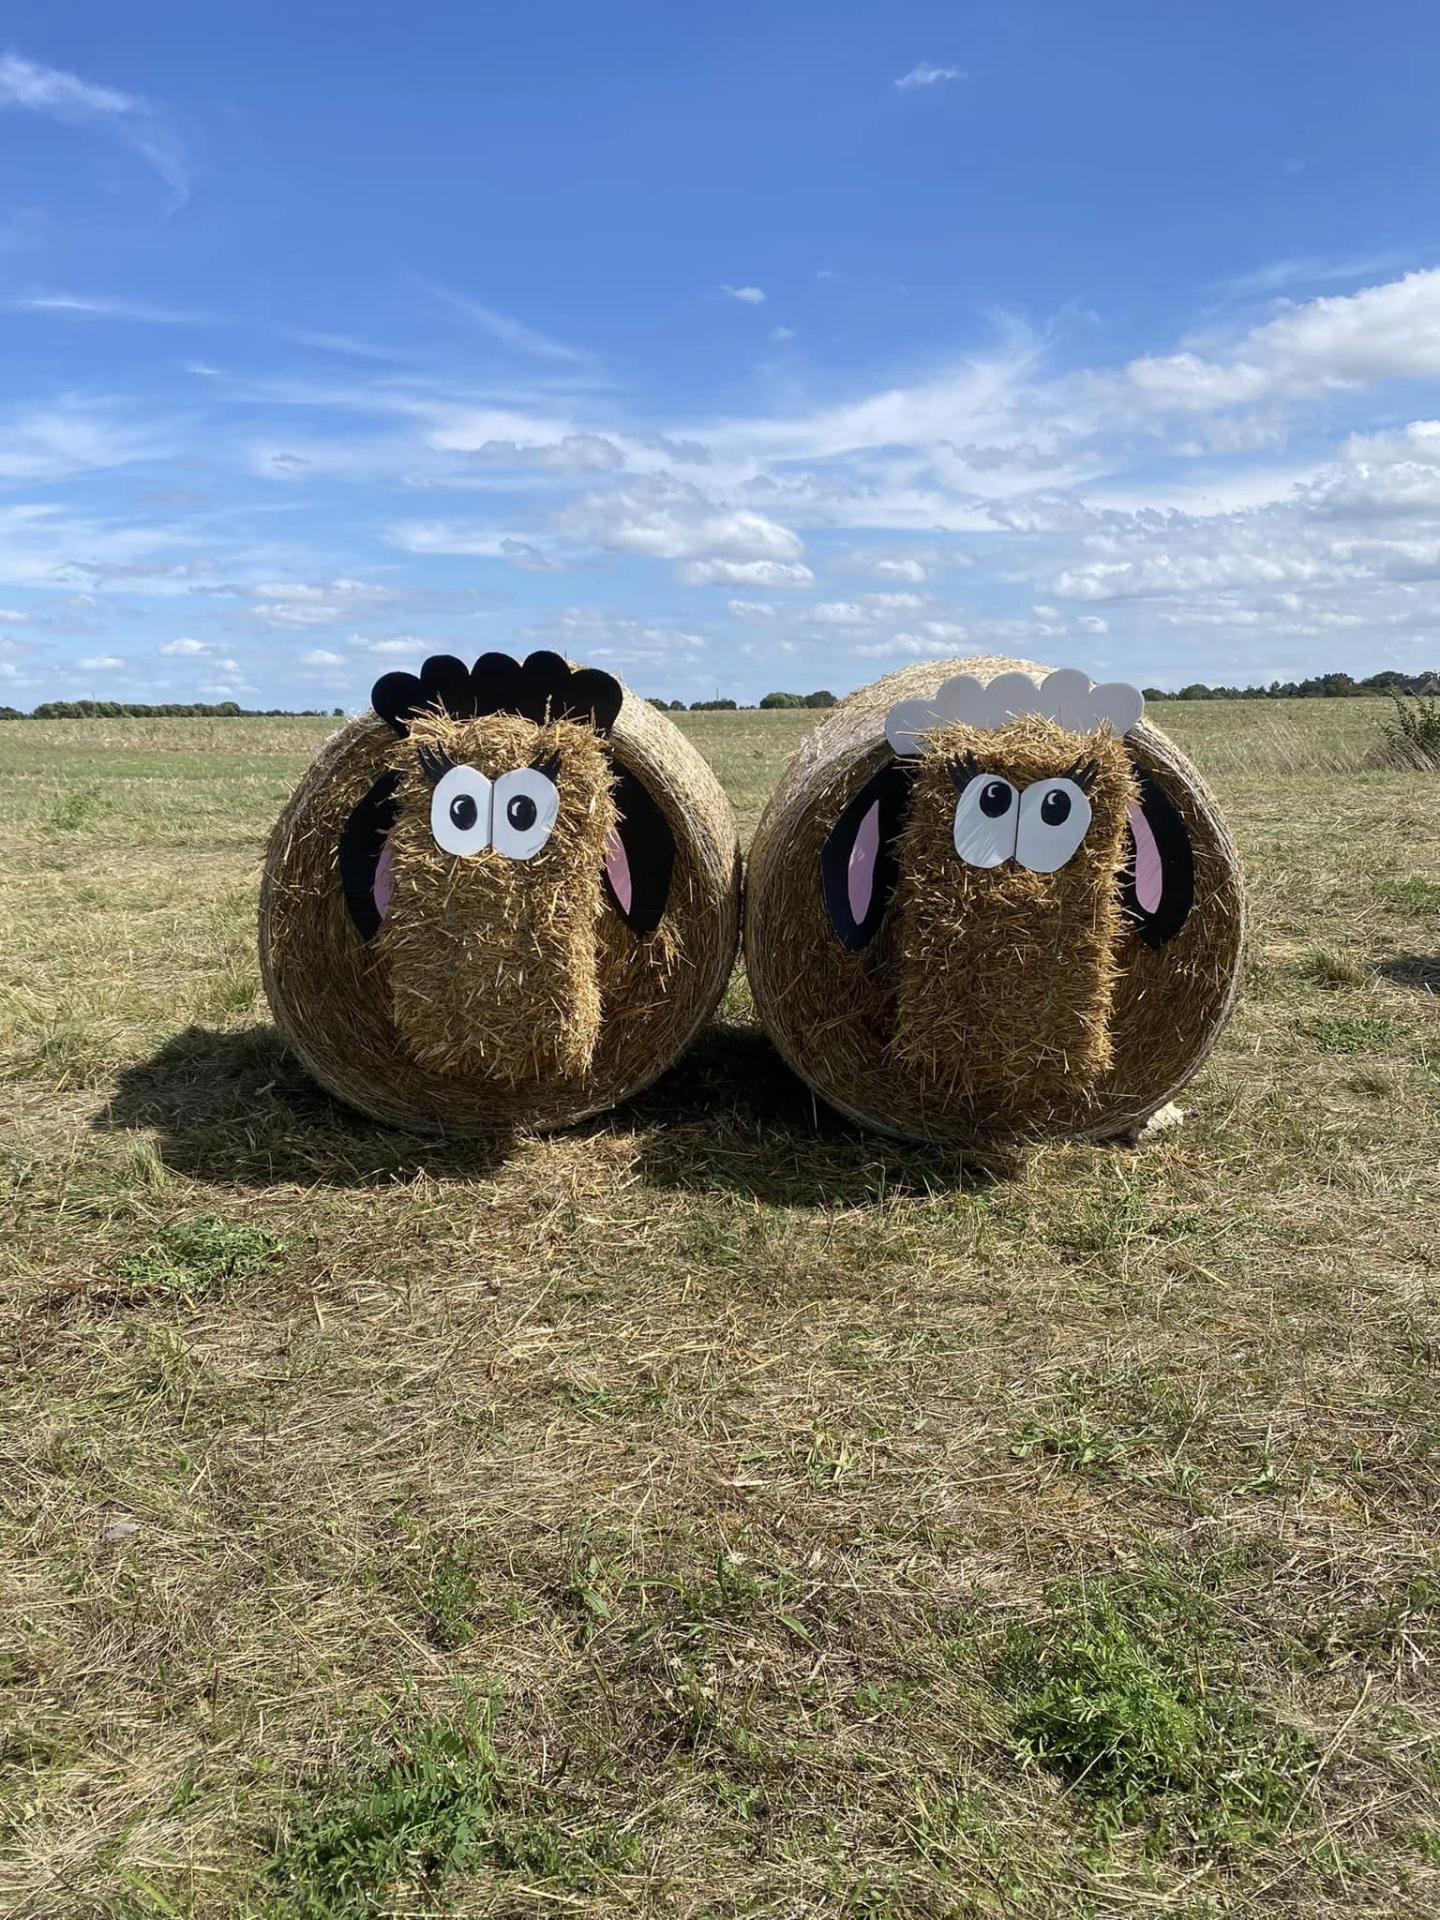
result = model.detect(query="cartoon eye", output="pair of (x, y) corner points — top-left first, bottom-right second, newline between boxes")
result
(493, 764), (560, 861)
(430, 764), (492, 858)
(1016, 777), (1093, 872)
(951, 773), (1020, 869)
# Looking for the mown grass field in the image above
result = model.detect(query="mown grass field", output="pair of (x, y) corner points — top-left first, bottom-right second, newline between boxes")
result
(1, 697), (1437, 1919)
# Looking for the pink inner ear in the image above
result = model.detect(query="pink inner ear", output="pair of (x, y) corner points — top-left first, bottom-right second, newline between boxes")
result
(1128, 801), (1163, 914)
(604, 828), (633, 917)
(373, 837), (396, 920)
(848, 798), (881, 928)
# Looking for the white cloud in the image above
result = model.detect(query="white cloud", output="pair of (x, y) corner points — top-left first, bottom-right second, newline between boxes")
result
(0, 395), (178, 483)
(470, 434), (624, 472)
(76, 653), (123, 670)
(301, 648), (345, 668)
(1206, 252), (1413, 304)
(675, 558), (815, 588)
(853, 632), (953, 657)
(894, 63), (964, 90)
(770, 325), (796, 343)
(385, 520), (574, 569)
(345, 633), (432, 656)
(248, 579), (404, 628)
(284, 328), (404, 362)
(721, 285), (766, 305)
(15, 257), (1440, 699)
(0, 51), (189, 204)
(9, 292), (200, 324)
(416, 276), (587, 363)
(158, 636), (209, 655)
(518, 606), (707, 664)
(562, 482), (806, 574)
(1128, 268), (1440, 409)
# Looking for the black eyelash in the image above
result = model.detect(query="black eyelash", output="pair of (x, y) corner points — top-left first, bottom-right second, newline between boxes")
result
(947, 750), (983, 793)
(1064, 757), (1100, 794)
(532, 749), (561, 782)
(416, 742), (456, 787)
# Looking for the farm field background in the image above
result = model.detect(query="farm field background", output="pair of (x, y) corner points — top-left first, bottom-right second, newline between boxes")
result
(1, 697), (1438, 1918)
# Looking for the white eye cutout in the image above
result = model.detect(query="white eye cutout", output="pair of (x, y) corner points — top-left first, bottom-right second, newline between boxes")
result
(1016, 777), (1093, 873)
(493, 765), (560, 861)
(952, 774), (1020, 869)
(430, 764), (493, 858)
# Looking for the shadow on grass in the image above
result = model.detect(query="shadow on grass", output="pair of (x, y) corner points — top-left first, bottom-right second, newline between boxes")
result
(98, 1019), (1016, 1205)
(1378, 954), (1440, 996)
(620, 1017), (1017, 1206)
(95, 1023), (517, 1189)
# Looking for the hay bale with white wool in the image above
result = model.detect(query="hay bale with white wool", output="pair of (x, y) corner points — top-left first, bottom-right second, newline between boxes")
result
(745, 655), (1244, 1144)
(260, 650), (741, 1134)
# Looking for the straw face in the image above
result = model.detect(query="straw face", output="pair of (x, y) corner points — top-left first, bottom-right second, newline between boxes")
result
(745, 654), (1245, 1145)
(890, 717), (1136, 1120)
(377, 713), (615, 1084)
(259, 653), (742, 1135)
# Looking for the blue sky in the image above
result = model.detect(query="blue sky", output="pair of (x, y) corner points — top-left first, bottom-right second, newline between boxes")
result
(2, 2), (1440, 709)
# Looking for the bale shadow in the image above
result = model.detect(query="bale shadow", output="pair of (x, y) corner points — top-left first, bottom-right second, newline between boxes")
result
(621, 1018), (1018, 1206)
(96, 1024), (516, 1189)
(98, 1019), (1018, 1207)
(1378, 954), (1440, 997)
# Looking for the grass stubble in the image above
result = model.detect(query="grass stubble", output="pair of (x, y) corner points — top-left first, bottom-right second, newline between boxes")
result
(0, 699), (1438, 1917)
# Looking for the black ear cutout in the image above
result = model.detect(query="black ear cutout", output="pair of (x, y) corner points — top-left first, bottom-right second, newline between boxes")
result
(1120, 767), (1195, 949)
(820, 760), (915, 951)
(602, 765), (675, 936)
(338, 770), (400, 940)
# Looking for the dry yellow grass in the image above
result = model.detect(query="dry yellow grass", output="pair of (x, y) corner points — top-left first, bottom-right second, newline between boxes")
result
(0, 699), (1437, 1919)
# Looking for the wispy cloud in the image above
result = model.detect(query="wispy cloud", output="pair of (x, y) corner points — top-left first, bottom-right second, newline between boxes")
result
(1205, 251), (1414, 304)
(721, 284), (766, 305)
(0, 394), (181, 483)
(0, 51), (189, 205)
(283, 328), (407, 362)
(9, 291), (202, 324)
(894, 62), (964, 90)
(417, 276), (587, 363)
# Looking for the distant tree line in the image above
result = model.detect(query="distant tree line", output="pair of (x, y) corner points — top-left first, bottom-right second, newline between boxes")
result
(645, 691), (838, 711)
(1, 700), (346, 719)
(1143, 669), (1440, 700)
(6, 669), (1436, 722)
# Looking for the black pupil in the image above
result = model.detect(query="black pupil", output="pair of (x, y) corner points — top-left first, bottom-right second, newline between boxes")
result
(1040, 787), (1072, 826)
(979, 780), (1012, 818)
(449, 792), (478, 832)
(506, 793), (538, 833)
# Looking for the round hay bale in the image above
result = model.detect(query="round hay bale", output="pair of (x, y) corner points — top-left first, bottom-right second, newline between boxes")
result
(745, 655), (1244, 1145)
(260, 651), (741, 1134)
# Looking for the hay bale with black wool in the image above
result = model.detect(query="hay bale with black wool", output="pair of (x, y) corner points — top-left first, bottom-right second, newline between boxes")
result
(745, 656), (1244, 1144)
(260, 650), (742, 1133)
